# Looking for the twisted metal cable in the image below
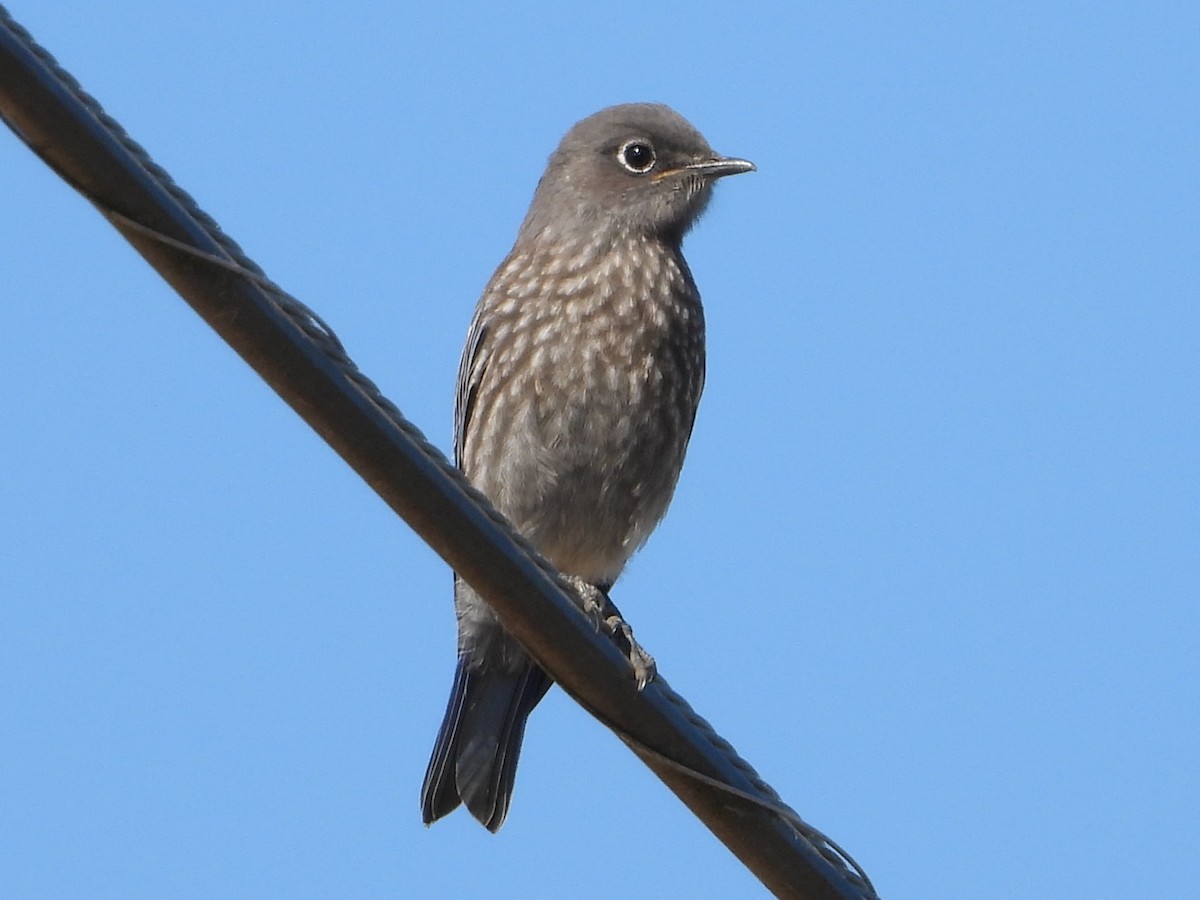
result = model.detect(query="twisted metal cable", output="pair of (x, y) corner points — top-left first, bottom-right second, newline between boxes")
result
(0, 7), (877, 897)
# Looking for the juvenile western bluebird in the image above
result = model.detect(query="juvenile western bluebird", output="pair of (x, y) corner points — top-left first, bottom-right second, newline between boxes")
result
(421, 103), (754, 831)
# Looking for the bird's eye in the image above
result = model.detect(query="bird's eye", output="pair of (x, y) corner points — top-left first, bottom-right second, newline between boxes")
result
(618, 140), (656, 174)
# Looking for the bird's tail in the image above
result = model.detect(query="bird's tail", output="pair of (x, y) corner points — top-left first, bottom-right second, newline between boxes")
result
(421, 656), (552, 832)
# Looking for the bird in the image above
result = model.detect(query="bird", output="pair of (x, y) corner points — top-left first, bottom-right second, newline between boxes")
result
(421, 102), (754, 832)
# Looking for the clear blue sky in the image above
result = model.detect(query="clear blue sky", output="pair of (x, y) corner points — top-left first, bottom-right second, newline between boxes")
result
(2, 2), (1196, 897)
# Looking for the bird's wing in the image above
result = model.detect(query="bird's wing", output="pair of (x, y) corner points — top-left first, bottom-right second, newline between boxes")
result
(454, 311), (490, 467)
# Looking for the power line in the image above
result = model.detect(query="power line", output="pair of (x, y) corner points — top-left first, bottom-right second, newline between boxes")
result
(0, 8), (876, 898)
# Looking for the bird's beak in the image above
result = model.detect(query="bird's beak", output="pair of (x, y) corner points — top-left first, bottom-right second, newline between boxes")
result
(675, 155), (756, 180)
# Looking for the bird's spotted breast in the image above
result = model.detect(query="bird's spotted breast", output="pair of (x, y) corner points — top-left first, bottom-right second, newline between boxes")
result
(460, 233), (704, 581)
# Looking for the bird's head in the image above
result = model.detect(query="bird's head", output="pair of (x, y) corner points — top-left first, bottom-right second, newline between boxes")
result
(518, 103), (754, 247)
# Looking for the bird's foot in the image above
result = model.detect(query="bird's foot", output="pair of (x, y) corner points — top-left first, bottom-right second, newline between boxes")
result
(565, 576), (657, 690)
(567, 575), (609, 631)
(605, 613), (657, 690)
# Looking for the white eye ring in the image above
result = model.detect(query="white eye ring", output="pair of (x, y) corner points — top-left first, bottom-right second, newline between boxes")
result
(618, 139), (656, 174)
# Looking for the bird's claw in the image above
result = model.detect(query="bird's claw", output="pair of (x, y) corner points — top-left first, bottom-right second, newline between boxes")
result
(565, 576), (657, 690)
(605, 613), (657, 689)
(568, 576), (609, 630)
